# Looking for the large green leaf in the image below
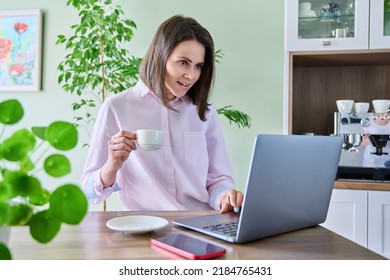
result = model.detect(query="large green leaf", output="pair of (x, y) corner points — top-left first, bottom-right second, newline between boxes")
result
(0, 99), (24, 125)
(46, 121), (78, 151)
(29, 210), (61, 243)
(50, 184), (88, 225)
(0, 129), (36, 161)
(4, 172), (42, 198)
(44, 154), (71, 177)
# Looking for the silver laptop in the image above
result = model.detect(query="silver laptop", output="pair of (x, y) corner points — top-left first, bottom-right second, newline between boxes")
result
(173, 134), (343, 243)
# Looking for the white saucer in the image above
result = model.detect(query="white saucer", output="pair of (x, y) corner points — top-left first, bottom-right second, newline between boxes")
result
(106, 215), (169, 234)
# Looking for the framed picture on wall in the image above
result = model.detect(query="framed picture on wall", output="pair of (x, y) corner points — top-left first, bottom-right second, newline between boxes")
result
(0, 9), (42, 92)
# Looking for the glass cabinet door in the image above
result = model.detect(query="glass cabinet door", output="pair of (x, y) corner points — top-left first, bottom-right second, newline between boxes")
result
(370, 0), (390, 49)
(285, 0), (370, 51)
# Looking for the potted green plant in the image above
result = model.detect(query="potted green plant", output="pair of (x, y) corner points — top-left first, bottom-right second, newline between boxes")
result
(56, 0), (251, 138)
(0, 99), (88, 260)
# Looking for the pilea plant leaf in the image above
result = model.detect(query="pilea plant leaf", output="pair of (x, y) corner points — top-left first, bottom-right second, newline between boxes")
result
(0, 99), (24, 125)
(29, 210), (62, 243)
(46, 121), (78, 151)
(1, 129), (36, 161)
(50, 184), (88, 225)
(3, 172), (42, 198)
(44, 154), (71, 177)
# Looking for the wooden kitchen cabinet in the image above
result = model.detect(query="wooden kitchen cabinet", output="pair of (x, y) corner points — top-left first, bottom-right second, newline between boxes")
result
(321, 188), (390, 259)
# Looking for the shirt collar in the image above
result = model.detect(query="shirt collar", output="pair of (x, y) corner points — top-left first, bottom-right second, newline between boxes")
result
(134, 80), (192, 105)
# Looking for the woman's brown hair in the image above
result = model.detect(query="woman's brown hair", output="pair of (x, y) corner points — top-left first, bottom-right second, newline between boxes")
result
(139, 15), (215, 121)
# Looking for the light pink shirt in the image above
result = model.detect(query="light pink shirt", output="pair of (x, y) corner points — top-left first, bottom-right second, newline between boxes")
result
(81, 80), (235, 211)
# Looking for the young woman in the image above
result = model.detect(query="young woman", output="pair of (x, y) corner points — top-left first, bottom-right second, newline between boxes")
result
(81, 15), (243, 212)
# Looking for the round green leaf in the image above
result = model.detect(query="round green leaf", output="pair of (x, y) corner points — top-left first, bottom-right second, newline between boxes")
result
(46, 121), (78, 151)
(0, 242), (12, 260)
(0, 99), (24, 125)
(50, 184), (88, 225)
(7, 204), (33, 226)
(29, 210), (61, 243)
(1, 129), (36, 161)
(44, 154), (71, 177)
(4, 172), (42, 198)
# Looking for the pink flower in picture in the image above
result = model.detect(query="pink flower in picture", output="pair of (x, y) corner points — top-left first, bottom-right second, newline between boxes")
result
(8, 63), (26, 77)
(14, 22), (29, 34)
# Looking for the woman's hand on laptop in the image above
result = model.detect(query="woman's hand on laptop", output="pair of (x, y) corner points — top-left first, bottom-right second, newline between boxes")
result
(219, 190), (244, 213)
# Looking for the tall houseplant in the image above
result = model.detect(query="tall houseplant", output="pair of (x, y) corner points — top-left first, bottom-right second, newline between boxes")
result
(0, 99), (88, 260)
(56, 0), (251, 139)
(57, 0), (141, 141)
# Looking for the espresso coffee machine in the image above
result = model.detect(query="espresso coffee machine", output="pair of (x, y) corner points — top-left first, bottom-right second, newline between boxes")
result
(334, 112), (390, 181)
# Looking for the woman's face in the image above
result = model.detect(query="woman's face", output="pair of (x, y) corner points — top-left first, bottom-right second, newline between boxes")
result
(164, 40), (205, 101)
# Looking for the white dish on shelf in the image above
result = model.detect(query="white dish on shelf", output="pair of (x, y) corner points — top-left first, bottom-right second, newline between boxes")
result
(106, 215), (169, 234)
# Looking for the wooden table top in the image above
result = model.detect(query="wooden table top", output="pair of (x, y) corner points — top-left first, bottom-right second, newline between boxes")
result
(8, 210), (385, 260)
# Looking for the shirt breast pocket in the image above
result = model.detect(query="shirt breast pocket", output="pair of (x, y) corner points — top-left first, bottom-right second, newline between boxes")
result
(184, 132), (208, 168)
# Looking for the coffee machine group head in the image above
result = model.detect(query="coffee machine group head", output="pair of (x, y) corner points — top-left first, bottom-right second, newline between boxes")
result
(334, 112), (390, 154)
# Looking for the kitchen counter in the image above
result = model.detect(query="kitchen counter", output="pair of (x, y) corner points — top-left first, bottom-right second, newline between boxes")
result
(335, 180), (390, 191)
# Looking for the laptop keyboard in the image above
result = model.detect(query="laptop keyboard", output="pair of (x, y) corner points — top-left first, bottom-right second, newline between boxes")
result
(203, 220), (238, 237)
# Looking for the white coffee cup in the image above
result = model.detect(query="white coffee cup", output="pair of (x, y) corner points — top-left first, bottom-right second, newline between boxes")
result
(333, 28), (346, 38)
(372, 99), (390, 113)
(336, 100), (354, 113)
(136, 129), (163, 151)
(354, 102), (370, 113)
(299, 2), (311, 11)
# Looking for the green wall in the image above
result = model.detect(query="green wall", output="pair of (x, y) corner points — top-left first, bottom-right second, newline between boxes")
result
(0, 0), (285, 210)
